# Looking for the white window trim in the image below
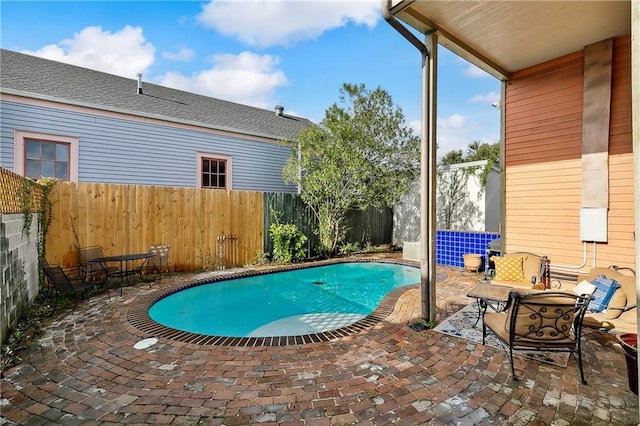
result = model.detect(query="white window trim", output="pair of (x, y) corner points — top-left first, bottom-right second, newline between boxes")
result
(196, 152), (232, 189)
(14, 130), (79, 182)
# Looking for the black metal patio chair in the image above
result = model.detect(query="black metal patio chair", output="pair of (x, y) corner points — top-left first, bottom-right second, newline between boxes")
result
(78, 246), (120, 281)
(39, 258), (110, 312)
(482, 290), (593, 384)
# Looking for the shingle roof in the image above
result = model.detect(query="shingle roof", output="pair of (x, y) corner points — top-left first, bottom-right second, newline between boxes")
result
(0, 49), (312, 141)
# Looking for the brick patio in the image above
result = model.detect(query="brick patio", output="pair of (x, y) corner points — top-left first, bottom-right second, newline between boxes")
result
(1, 259), (638, 425)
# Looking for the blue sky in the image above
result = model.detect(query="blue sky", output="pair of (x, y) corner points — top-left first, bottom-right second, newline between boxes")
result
(1, 0), (500, 157)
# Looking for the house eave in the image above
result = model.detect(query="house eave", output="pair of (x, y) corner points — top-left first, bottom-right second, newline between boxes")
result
(388, 0), (631, 80)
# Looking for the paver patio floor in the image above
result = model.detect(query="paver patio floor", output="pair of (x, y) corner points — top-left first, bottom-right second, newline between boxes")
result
(1, 258), (638, 425)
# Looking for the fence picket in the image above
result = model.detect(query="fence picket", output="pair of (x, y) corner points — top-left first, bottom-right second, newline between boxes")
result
(1, 169), (393, 270)
(262, 192), (393, 256)
(44, 182), (264, 271)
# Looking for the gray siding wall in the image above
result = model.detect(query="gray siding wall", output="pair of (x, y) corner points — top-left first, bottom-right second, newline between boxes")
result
(1, 100), (297, 192)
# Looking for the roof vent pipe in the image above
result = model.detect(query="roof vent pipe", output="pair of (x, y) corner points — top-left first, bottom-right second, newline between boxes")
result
(275, 105), (284, 116)
(137, 73), (143, 94)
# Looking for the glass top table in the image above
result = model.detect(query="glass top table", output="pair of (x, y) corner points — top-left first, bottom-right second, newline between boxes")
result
(88, 253), (154, 296)
(466, 282), (514, 327)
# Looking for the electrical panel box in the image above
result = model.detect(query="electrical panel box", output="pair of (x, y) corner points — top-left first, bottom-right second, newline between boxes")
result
(580, 208), (608, 242)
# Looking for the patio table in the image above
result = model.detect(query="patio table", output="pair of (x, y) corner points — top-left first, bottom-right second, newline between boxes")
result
(88, 253), (154, 296)
(466, 282), (513, 327)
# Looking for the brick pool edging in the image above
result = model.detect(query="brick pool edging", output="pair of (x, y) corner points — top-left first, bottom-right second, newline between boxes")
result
(127, 257), (436, 347)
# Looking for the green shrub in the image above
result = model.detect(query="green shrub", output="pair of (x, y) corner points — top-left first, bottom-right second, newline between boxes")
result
(338, 241), (360, 255)
(252, 250), (269, 265)
(314, 244), (331, 259)
(408, 318), (438, 332)
(269, 223), (308, 263)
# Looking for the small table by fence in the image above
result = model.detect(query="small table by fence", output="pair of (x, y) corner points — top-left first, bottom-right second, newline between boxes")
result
(88, 253), (154, 296)
(466, 282), (514, 327)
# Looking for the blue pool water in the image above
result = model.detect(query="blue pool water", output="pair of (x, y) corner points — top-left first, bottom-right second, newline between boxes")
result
(149, 262), (419, 337)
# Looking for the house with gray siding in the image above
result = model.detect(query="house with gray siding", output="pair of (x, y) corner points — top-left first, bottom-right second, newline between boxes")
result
(0, 49), (312, 192)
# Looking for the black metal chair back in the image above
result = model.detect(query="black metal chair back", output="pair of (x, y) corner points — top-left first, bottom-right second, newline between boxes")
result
(483, 290), (592, 384)
(41, 263), (75, 292)
(39, 258), (109, 312)
(79, 246), (119, 279)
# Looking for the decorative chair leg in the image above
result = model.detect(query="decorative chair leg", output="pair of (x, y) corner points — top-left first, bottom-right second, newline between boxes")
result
(577, 358), (587, 385)
(482, 323), (486, 345)
(52, 291), (59, 313)
(576, 342), (587, 385)
(509, 347), (517, 381)
(71, 294), (78, 313)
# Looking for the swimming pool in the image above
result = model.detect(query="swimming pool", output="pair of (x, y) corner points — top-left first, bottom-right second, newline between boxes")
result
(147, 261), (419, 339)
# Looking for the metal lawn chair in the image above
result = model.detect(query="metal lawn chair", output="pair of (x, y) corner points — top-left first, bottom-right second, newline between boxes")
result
(145, 244), (170, 283)
(79, 246), (119, 280)
(39, 257), (110, 312)
(482, 290), (593, 384)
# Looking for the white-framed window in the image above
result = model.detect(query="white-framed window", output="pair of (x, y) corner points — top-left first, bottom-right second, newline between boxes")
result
(14, 130), (79, 181)
(196, 152), (232, 189)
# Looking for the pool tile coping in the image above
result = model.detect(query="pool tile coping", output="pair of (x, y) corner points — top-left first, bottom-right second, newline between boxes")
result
(128, 258), (426, 347)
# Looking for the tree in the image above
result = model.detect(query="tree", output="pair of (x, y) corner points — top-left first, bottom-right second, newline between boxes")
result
(439, 149), (465, 166)
(283, 83), (420, 255)
(459, 141), (500, 187)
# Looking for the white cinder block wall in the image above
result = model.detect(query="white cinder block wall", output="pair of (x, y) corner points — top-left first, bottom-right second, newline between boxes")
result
(1, 213), (40, 342)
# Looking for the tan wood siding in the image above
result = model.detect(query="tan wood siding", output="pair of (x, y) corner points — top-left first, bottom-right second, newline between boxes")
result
(504, 36), (634, 271)
(606, 154), (636, 264)
(45, 182), (264, 270)
(505, 157), (635, 269)
(505, 160), (582, 264)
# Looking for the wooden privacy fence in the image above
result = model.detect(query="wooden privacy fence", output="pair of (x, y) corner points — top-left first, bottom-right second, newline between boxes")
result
(46, 182), (263, 271)
(264, 192), (318, 257)
(263, 192), (393, 256)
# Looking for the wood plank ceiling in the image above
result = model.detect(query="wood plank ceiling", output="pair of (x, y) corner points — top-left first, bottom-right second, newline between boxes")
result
(389, 0), (631, 79)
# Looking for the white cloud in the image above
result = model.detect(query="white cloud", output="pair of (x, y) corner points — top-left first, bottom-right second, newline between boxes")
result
(470, 91), (500, 104)
(437, 114), (468, 154)
(163, 47), (195, 61)
(196, 0), (380, 48)
(408, 114), (467, 153)
(156, 51), (287, 108)
(406, 113), (498, 158)
(21, 25), (155, 78)
(463, 63), (491, 78)
(408, 119), (421, 136)
(408, 114), (467, 151)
